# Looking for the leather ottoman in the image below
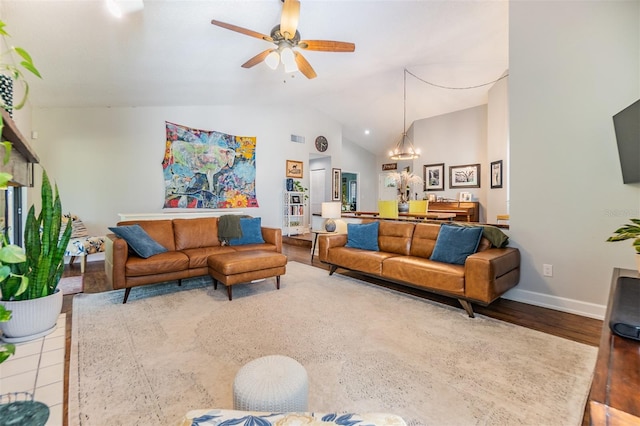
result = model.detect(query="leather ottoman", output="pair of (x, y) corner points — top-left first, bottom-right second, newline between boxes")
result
(207, 250), (287, 300)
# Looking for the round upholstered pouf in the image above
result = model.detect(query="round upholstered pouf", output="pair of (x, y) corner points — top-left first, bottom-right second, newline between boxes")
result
(233, 355), (309, 412)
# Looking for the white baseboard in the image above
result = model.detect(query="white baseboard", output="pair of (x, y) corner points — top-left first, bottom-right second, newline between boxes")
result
(503, 288), (606, 320)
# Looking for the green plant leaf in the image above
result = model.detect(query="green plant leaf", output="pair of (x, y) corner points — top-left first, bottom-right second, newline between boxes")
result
(13, 275), (29, 298)
(19, 60), (41, 79)
(0, 244), (26, 264)
(0, 304), (11, 322)
(13, 47), (33, 65)
(1, 141), (11, 165)
(0, 172), (12, 189)
(0, 265), (10, 282)
(0, 343), (16, 363)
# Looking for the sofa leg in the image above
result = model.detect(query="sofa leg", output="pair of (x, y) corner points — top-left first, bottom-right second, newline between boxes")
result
(276, 276), (280, 290)
(178, 279), (182, 287)
(458, 299), (475, 318)
(227, 286), (233, 301)
(213, 279), (218, 290)
(329, 265), (338, 275)
(123, 288), (131, 304)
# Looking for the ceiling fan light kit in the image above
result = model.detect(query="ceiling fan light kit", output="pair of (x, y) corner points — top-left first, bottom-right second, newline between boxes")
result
(389, 69), (421, 160)
(211, 0), (355, 79)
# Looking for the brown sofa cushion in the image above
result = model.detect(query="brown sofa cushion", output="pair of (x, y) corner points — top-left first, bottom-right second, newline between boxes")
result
(409, 223), (440, 258)
(383, 256), (465, 295)
(118, 219), (176, 251)
(173, 217), (221, 250)
(377, 221), (415, 255)
(125, 251), (189, 277)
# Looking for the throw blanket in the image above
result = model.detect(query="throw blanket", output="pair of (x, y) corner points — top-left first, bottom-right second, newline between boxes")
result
(449, 222), (509, 248)
(218, 215), (251, 244)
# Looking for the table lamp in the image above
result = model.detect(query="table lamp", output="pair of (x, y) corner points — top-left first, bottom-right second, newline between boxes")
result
(321, 202), (342, 232)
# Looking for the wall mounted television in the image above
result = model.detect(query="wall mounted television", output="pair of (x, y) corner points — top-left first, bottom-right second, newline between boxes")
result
(613, 99), (640, 184)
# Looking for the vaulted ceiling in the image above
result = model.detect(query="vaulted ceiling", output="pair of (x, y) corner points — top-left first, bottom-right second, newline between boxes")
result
(0, 0), (509, 156)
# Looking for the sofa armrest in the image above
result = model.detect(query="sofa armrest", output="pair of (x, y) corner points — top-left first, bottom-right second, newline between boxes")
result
(104, 233), (129, 290)
(464, 247), (521, 303)
(318, 234), (348, 262)
(261, 227), (282, 253)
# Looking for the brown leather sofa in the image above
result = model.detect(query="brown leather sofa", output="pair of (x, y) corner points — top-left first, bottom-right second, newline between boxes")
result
(318, 220), (520, 317)
(105, 217), (282, 303)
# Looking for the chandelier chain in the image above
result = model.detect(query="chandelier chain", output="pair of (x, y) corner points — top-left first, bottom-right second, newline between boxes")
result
(405, 69), (509, 90)
(403, 68), (407, 132)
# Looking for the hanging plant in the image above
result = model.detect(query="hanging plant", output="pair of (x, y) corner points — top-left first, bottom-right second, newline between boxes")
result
(0, 20), (42, 188)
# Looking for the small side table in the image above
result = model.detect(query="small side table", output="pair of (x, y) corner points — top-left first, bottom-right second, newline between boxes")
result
(311, 229), (337, 262)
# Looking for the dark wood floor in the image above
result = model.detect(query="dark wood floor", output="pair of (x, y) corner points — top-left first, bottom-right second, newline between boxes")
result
(61, 242), (602, 426)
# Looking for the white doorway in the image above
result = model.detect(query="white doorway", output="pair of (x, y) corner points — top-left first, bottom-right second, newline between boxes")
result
(378, 172), (397, 201)
(310, 168), (326, 216)
(342, 171), (359, 211)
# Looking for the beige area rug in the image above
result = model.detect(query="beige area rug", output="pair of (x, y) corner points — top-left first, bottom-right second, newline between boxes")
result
(69, 261), (597, 426)
(59, 275), (83, 295)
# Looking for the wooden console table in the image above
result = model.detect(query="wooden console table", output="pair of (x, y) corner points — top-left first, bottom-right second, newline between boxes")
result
(341, 211), (456, 222)
(428, 201), (479, 222)
(587, 268), (640, 425)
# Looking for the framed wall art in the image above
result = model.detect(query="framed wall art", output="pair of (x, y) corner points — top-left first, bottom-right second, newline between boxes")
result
(286, 160), (303, 178)
(423, 163), (445, 191)
(332, 168), (342, 201)
(490, 160), (503, 189)
(449, 163), (481, 189)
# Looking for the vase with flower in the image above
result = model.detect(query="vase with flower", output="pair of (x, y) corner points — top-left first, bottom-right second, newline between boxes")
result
(390, 170), (423, 212)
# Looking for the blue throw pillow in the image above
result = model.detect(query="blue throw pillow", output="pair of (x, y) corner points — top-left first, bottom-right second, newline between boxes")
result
(430, 224), (483, 265)
(345, 221), (379, 251)
(108, 224), (168, 258)
(229, 217), (265, 246)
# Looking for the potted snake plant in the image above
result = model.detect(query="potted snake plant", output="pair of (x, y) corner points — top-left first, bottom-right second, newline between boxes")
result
(0, 170), (71, 342)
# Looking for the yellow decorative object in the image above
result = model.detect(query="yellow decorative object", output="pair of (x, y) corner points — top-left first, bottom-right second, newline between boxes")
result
(378, 200), (398, 219)
(409, 200), (429, 214)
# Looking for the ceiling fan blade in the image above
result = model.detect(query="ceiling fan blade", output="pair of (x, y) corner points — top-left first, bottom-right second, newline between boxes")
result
(298, 40), (355, 52)
(280, 0), (300, 40)
(211, 19), (273, 43)
(241, 49), (274, 68)
(294, 51), (317, 79)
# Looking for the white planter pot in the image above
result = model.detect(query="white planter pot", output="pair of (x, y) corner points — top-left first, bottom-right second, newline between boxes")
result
(636, 253), (640, 273)
(0, 289), (63, 343)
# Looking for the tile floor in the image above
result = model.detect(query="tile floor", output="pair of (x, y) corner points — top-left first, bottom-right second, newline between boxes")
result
(0, 314), (66, 426)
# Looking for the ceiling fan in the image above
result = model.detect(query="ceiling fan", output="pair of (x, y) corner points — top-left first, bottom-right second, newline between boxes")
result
(211, 0), (355, 79)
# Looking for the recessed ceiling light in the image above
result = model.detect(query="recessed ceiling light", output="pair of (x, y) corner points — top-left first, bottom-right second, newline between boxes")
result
(364, 129), (370, 135)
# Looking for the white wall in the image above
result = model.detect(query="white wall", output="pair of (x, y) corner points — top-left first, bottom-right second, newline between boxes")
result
(508, 1), (640, 318)
(342, 139), (378, 212)
(31, 105), (343, 234)
(408, 105), (488, 221)
(309, 155), (332, 212)
(486, 74), (509, 223)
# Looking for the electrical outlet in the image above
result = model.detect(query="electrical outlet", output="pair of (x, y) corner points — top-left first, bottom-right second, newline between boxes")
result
(543, 264), (553, 277)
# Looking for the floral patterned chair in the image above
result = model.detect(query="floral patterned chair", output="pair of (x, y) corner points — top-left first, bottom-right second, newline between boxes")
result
(63, 214), (106, 273)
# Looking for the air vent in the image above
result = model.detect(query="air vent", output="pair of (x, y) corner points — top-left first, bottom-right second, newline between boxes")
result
(291, 134), (305, 144)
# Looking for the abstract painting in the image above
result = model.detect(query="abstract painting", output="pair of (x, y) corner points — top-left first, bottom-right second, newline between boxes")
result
(162, 122), (259, 209)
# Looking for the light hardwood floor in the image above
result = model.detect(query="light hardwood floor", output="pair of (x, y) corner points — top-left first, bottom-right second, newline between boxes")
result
(61, 243), (602, 425)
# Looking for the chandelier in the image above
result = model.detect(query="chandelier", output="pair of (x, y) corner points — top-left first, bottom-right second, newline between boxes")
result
(389, 68), (420, 160)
